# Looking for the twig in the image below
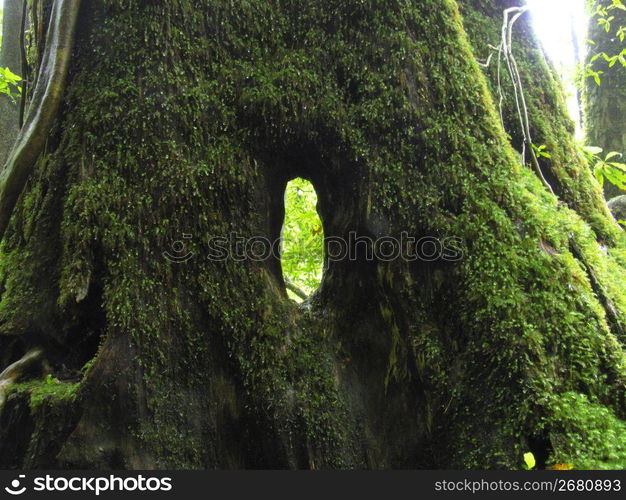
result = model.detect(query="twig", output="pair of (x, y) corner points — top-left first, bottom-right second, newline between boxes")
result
(284, 277), (308, 300)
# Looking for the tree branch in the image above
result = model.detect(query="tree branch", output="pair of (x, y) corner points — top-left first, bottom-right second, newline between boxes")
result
(284, 277), (308, 300)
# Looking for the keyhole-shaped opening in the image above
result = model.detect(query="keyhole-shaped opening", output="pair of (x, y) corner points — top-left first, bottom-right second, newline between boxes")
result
(282, 178), (324, 302)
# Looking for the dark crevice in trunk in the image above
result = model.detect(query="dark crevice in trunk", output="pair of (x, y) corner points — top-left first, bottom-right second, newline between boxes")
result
(528, 433), (552, 470)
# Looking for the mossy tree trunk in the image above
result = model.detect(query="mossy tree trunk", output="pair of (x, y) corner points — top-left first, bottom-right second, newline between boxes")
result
(0, 0), (625, 470)
(584, 0), (626, 200)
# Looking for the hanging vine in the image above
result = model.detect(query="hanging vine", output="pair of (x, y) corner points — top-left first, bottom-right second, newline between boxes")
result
(480, 6), (555, 194)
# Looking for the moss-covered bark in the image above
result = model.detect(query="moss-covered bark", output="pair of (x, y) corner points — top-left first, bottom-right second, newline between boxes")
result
(0, 0), (625, 470)
(461, 0), (617, 241)
(584, 0), (626, 200)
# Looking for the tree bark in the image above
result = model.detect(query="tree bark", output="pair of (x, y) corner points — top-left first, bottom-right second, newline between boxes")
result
(0, 0), (25, 166)
(0, 0), (625, 470)
(585, 0), (626, 200)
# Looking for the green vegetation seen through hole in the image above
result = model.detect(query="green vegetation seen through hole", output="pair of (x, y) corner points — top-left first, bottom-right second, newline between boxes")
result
(282, 178), (324, 302)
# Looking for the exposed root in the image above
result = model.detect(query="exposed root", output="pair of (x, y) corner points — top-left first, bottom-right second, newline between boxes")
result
(570, 239), (624, 337)
(0, 0), (81, 241)
(0, 347), (43, 412)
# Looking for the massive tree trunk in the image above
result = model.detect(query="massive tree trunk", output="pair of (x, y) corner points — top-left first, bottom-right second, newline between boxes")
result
(0, 0), (625, 470)
(0, 0), (25, 166)
(585, 0), (626, 200)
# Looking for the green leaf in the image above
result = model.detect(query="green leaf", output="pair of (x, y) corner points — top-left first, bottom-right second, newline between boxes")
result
(584, 146), (603, 155)
(0, 66), (23, 100)
(590, 53), (603, 63)
(605, 152), (622, 161)
(524, 452), (536, 470)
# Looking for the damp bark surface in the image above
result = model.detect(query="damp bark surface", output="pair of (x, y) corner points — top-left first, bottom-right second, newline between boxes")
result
(0, 0), (25, 166)
(0, 0), (625, 470)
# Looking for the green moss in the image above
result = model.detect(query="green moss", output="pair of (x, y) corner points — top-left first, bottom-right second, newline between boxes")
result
(460, 0), (619, 243)
(6, 378), (80, 411)
(3, 378), (80, 468)
(547, 392), (626, 469)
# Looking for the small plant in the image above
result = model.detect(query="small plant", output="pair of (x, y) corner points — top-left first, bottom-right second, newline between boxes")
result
(0, 66), (22, 101)
(523, 452), (536, 470)
(584, 0), (626, 86)
(531, 143), (552, 159)
(582, 146), (626, 191)
(45, 374), (59, 385)
(588, 50), (626, 78)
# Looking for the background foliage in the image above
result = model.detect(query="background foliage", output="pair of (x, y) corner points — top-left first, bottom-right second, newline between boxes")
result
(0, 6), (23, 101)
(281, 178), (324, 300)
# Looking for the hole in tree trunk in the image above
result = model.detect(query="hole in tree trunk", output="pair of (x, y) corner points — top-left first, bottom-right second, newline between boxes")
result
(35, 273), (106, 382)
(281, 178), (324, 302)
(527, 433), (552, 469)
